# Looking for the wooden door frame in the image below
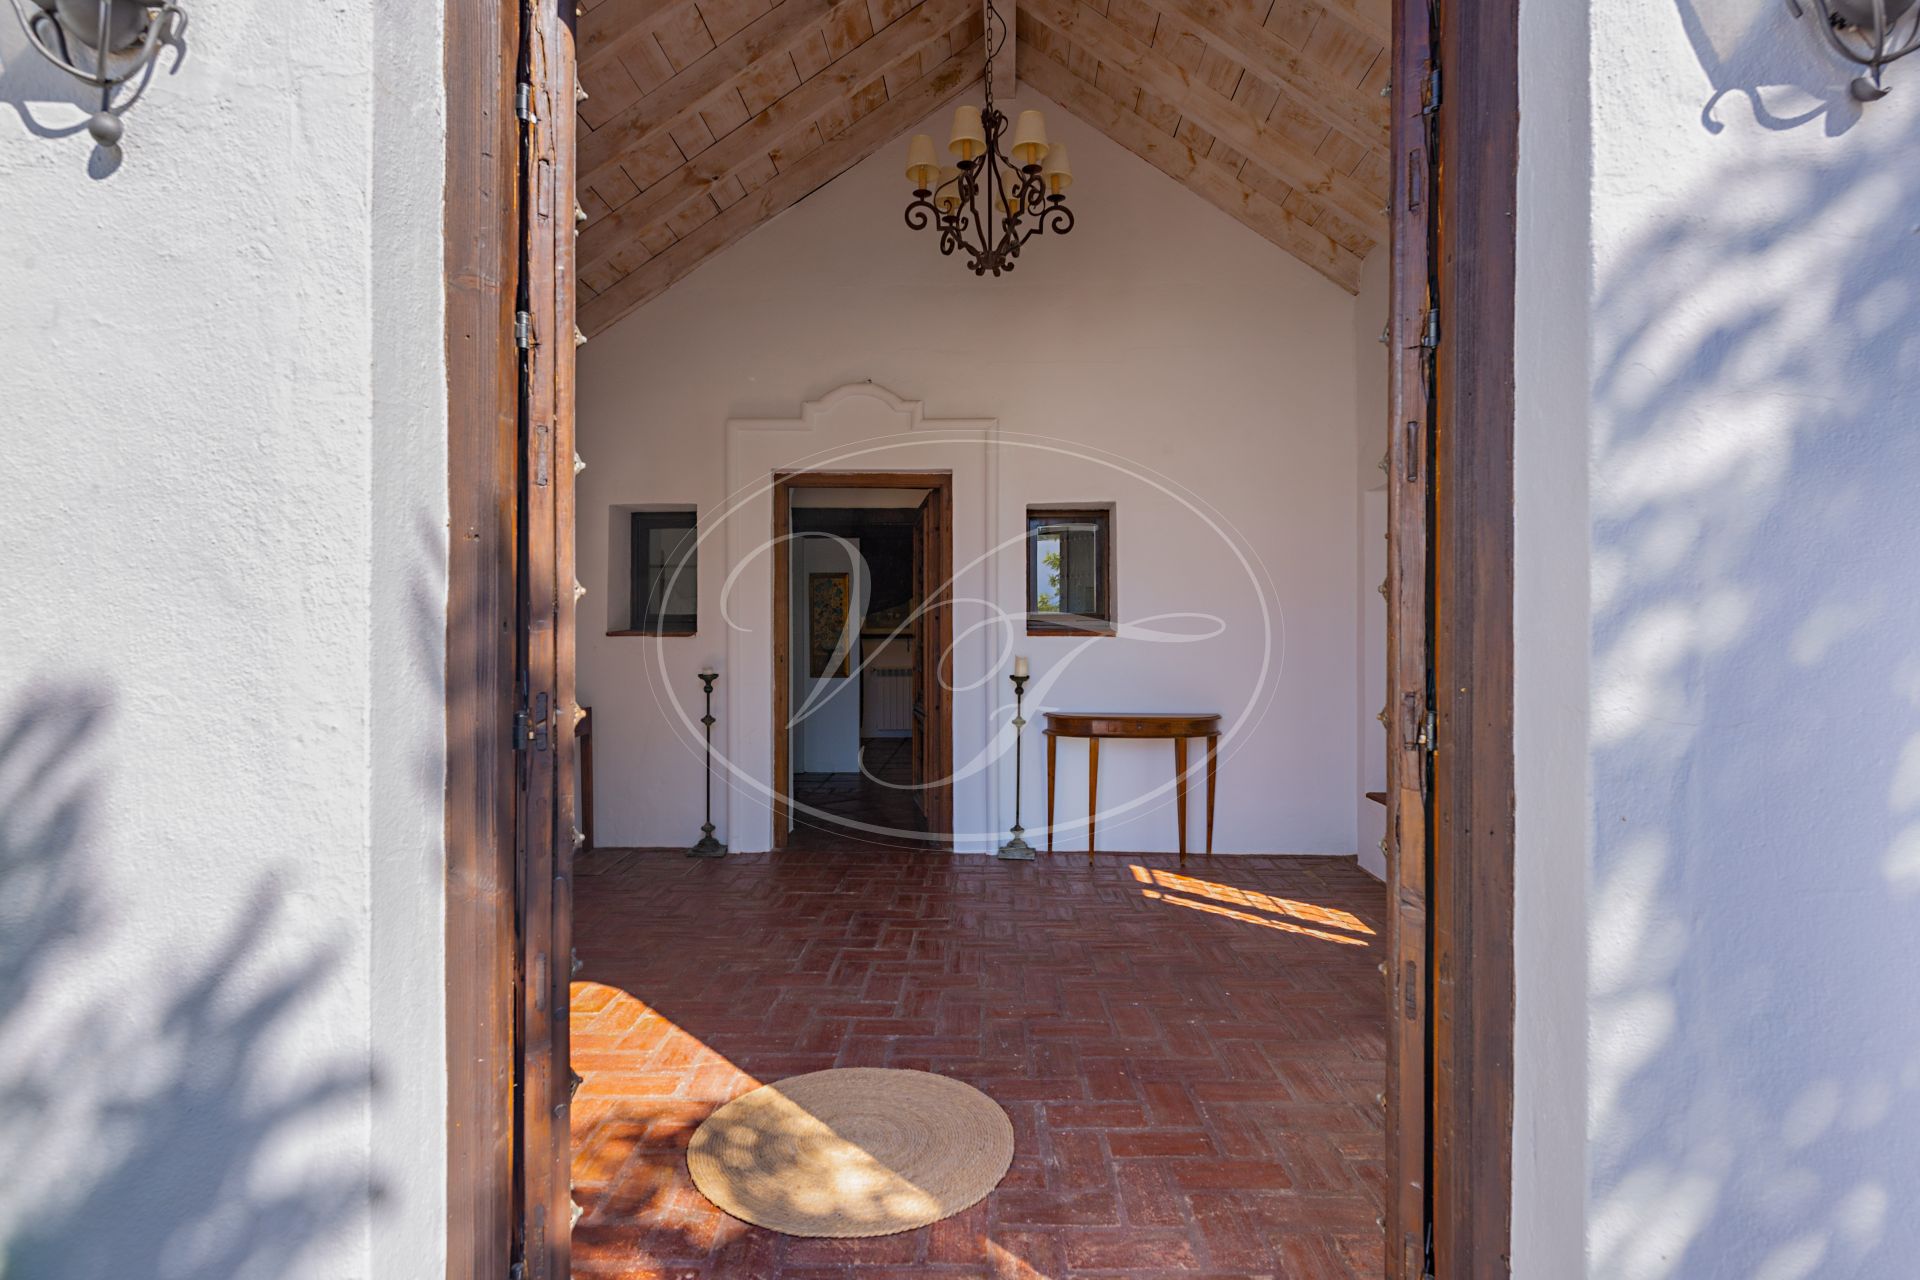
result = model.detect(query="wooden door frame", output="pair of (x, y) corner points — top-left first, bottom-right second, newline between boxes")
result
(1384, 0), (1522, 1275)
(443, 1), (520, 1276)
(440, 0), (1517, 1273)
(770, 470), (955, 848)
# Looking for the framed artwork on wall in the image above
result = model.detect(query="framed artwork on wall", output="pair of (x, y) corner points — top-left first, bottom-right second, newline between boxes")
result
(809, 571), (852, 678)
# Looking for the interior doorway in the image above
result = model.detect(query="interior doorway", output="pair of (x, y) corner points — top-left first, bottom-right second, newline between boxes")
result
(771, 471), (955, 850)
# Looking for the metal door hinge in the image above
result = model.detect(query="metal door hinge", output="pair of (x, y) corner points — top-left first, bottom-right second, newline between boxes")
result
(1420, 308), (1440, 350)
(1421, 67), (1441, 116)
(516, 82), (534, 122)
(509, 1263), (526, 1280)
(514, 693), (551, 752)
(515, 310), (533, 348)
(1418, 707), (1436, 754)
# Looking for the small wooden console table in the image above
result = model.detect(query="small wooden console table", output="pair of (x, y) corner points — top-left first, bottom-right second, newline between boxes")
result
(1043, 712), (1222, 857)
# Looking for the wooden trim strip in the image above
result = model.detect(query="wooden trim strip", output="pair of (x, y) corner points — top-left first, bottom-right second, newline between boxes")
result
(443, 0), (521, 1275)
(580, 44), (980, 332)
(1021, 0), (1385, 232)
(1020, 53), (1363, 291)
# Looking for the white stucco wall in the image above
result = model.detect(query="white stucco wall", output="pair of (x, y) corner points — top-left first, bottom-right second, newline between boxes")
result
(1353, 249), (1389, 881)
(577, 101), (1373, 856)
(0, 5), (448, 1278)
(1515, 0), (1920, 1274)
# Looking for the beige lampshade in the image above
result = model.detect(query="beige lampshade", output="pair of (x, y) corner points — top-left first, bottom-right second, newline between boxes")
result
(935, 166), (962, 212)
(948, 104), (986, 161)
(1041, 140), (1073, 195)
(1010, 109), (1049, 168)
(905, 133), (939, 189)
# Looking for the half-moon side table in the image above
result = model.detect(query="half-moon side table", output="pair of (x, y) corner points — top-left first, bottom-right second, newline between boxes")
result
(1043, 712), (1222, 859)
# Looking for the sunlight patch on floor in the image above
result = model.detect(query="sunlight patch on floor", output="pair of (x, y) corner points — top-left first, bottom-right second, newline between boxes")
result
(1129, 864), (1376, 937)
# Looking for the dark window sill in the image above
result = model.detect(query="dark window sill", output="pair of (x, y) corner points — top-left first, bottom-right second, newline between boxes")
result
(1027, 620), (1116, 638)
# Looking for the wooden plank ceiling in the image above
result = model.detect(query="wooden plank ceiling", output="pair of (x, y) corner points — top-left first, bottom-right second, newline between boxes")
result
(575, 0), (1389, 334)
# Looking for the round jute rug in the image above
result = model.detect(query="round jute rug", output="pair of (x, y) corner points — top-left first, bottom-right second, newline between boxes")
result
(686, 1067), (1014, 1238)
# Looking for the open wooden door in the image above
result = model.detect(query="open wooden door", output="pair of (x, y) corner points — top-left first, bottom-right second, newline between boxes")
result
(910, 485), (954, 842)
(1384, 0), (1435, 1275)
(512, 1), (580, 1277)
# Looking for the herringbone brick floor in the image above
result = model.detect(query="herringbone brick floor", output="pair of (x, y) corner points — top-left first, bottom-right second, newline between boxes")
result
(569, 850), (1388, 1279)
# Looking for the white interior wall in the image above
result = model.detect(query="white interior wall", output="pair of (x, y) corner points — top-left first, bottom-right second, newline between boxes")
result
(1516, 0), (1920, 1274)
(0, 5), (448, 1277)
(577, 100), (1374, 855)
(794, 534), (867, 773)
(1353, 250), (1390, 880)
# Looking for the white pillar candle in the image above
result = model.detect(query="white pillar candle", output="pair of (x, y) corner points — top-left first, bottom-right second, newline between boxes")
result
(1013, 656), (1029, 678)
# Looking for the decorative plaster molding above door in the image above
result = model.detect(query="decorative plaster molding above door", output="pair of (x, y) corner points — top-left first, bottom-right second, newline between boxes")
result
(720, 383), (1007, 853)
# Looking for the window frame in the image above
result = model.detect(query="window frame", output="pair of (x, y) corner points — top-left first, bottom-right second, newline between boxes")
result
(1025, 505), (1114, 636)
(621, 508), (699, 636)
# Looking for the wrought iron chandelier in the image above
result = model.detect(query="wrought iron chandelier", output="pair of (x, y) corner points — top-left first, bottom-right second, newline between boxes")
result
(902, 0), (1074, 276)
(1790, 0), (1920, 100)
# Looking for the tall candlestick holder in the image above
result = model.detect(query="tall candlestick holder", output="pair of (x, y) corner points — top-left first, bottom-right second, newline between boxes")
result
(688, 667), (727, 857)
(997, 671), (1036, 860)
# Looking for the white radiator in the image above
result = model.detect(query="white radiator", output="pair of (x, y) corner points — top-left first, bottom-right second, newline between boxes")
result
(863, 667), (912, 737)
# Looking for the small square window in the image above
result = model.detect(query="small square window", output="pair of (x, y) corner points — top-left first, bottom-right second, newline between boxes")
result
(628, 509), (698, 635)
(1027, 506), (1113, 635)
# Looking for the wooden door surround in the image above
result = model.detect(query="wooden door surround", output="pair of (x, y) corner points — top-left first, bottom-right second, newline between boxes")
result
(442, 0), (1519, 1271)
(771, 471), (955, 850)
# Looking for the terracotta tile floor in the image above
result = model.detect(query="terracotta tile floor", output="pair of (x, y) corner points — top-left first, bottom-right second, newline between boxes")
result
(569, 850), (1388, 1279)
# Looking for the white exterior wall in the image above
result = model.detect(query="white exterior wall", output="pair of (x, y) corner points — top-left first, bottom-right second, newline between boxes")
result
(0, 5), (448, 1278)
(1515, 1), (1920, 1274)
(577, 102), (1371, 856)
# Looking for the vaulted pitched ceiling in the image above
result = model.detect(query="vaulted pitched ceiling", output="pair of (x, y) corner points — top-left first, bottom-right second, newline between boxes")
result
(574, 0), (1389, 335)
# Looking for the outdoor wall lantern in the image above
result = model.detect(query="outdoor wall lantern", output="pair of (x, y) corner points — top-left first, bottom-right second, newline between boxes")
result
(1790, 0), (1920, 100)
(8, 0), (185, 144)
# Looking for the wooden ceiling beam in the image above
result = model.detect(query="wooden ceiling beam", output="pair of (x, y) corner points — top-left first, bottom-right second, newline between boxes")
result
(1020, 52), (1363, 292)
(1138, 0), (1386, 149)
(1304, 0), (1389, 49)
(579, 0), (851, 184)
(1023, 0), (1384, 232)
(987, 0), (1016, 99)
(578, 0), (700, 79)
(581, 47), (983, 333)
(581, 0), (975, 275)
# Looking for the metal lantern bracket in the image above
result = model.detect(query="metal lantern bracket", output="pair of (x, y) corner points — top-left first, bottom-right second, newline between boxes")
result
(9, 0), (187, 144)
(1789, 0), (1920, 100)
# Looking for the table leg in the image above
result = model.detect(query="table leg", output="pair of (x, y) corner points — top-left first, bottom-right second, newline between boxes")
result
(1205, 734), (1218, 855)
(1046, 733), (1057, 853)
(1174, 736), (1190, 860)
(1087, 737), (1099, 858)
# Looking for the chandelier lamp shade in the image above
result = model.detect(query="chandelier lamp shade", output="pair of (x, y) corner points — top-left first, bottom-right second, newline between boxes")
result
(1789, 0), (1920, 100)
(902, 0), (1074, 276)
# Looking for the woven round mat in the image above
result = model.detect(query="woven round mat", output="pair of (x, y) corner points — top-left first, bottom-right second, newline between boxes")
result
(686, 1068), (1014, 1238)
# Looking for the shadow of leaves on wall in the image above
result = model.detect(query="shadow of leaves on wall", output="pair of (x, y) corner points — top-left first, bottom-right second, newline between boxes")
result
(1588, 71), (1920, 1279)
(0, 685), (374, 1280)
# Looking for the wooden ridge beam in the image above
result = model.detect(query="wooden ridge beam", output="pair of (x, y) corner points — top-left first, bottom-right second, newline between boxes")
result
(581, 47), (982, 333)
(1139, 0), (1387, 148)
(1020, 52), (1362, 292)
(1023, 0), (1384, 231)
(580, 0), (974, 275)
(579, 0), (853, 183)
